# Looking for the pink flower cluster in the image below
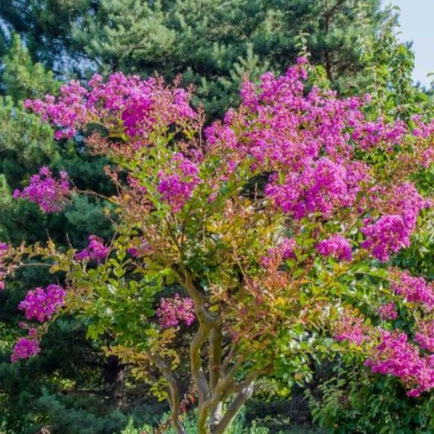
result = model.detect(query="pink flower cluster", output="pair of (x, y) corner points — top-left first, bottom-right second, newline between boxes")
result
(11, 335), (40, 362)
(12, 286), (64, 363)
(206, 63), (401, 222)
(390, 270), (434, 311)
(156, 294), (195, 328)
(265, 159), (369, 220)
(365, 330), (434, 397)
(158, 153), (200, 212)
(410, 115), (434, 141)
(205, 64), (430, 268)
(13, 166), (70, 213)
(277, 238), (297, 260)
(357, 270), (434, 397)
(378, 302), (398, 320)
(415, 320), (434, 352)
(361, 215), (410, 262)
(18, 284), (65, 322)
(24, 73), (195, 141)
(75, 235), (109, 263)
(361, 183), (429, 262)
(352, 118), (407, 150)
(316, 234), (352, 261)
(334, 314), (370, 346)
(260, 238), (297, 269)
(0, 242), (8, 291)
(337, 270), (434, 397)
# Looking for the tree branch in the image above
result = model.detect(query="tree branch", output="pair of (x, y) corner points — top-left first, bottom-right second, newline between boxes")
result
(209, 324), (223, 392)
(174, 264), (225, 432)
(208, 324), (223, 428)
(191, 323), (212, 433)
(324, 0), (347, 25)
(211, 379), (256, 434)
(151, 354), (185, 434)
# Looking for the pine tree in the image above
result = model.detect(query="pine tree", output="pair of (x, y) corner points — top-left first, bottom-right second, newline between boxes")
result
(2, 34), (59, 101)
(0, 35), (61, 187)
(0, 29), (132, 434)
(2, 0), (388, 116)
(0, 0), (93, 73)
(73, 0), (387, 115)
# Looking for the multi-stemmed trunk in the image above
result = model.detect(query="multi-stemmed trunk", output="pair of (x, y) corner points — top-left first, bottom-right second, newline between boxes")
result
(153, 265), (261, 434)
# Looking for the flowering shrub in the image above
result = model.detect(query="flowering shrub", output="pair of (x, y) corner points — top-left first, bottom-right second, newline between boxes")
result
(332, 270), (434, 397)
(365, 330), (433, 397)
(5, 60), (432, 432)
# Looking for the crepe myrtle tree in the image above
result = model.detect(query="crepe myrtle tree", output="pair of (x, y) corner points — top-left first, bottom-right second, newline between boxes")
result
(3, 60), (433, 433)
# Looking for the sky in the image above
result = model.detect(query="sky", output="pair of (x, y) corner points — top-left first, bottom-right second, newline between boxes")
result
(385, 0), (434, 86)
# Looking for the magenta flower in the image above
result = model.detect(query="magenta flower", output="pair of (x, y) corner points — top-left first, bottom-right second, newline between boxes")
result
(13, 167), (71, 213)
(334, 314), (369, 346)
(127, 237), (150, 258)
(18, 284), (65, 323)
(75, 235), (109, 263)
(415, 320), (434, 352)
(260, 238), (297, 268)
(316, 234), (352, 261)
(24, 73), (196, 142)
(11, 336), (40, 362)
(156, 294), (195, 328)
(365, 330), (434, 397)
(378, 302), (398, 320)
(362, 183), (429, 262)
(264, 158), (369, 221)
(361, 215), (409, 262)
(158, 153), (200, 212)
(391, 270), (434, 312)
